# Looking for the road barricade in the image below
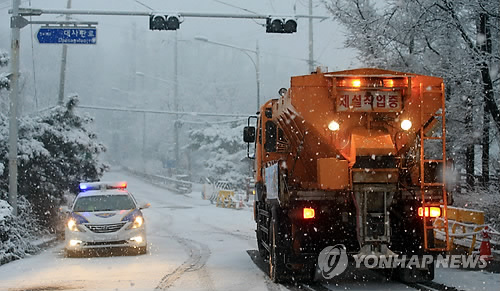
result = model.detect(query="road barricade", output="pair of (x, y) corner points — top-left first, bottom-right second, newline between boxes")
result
(208, 181), (230, 204)
(216, 190), (236, 208)
(433, 206), (500, 257)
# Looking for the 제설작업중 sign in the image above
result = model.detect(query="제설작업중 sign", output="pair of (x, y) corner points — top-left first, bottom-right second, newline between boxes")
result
(37, 27), (97, 44)
(337, 90), (401, 112)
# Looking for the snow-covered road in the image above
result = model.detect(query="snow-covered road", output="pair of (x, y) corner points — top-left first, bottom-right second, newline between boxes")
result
(0, 170), (498, 291)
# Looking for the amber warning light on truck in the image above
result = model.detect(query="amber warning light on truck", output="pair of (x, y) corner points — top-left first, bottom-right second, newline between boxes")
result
(418, 207), (441, 218)
(303, 208), (315, 219)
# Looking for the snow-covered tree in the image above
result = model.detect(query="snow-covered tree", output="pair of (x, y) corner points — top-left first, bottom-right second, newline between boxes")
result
(0, 49), (10, 114)
(0, 197), (41, 265)
(324, 0), (500, 186)
(188, 122), (251, 190)
(0, 96), (107, 228)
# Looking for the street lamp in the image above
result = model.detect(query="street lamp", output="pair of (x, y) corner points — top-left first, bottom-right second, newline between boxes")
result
(133, 71), (179, 170)
(194, 36), (261, 112)
(110, 87), (146, 168)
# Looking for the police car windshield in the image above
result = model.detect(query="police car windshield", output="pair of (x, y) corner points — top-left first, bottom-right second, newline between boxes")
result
(73, 195), (136, 212)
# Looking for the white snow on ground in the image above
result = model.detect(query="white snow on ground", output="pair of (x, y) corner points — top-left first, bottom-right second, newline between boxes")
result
(0, 169), (498, 291)
(434, 268), (500, 291)
(0, 170), (266, 291)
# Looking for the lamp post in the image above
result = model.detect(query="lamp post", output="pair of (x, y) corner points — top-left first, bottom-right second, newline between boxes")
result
(111, 87), (146, 167)
(194, 36), (261, 112)
(134, 71), (178, 171)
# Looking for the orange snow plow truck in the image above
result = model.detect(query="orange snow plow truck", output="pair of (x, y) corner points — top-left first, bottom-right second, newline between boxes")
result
(243, 68), (451, 283)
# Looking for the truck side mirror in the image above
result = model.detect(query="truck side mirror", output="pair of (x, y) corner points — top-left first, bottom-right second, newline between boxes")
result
(243, 126), (256, 143)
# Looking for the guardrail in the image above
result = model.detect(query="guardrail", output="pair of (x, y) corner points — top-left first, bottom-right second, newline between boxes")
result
(433, 206), (500, 256)
(122, 166), (192, 194)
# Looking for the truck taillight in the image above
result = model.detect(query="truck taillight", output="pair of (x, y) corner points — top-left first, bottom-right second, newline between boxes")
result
(303, 207), (315, 219)
(418, 207), (441, 218)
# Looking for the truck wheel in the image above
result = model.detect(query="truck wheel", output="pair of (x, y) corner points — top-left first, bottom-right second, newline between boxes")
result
(396, 260), (434, 282)
(269, 217), (288, 283)
(292, 263), (316, 283)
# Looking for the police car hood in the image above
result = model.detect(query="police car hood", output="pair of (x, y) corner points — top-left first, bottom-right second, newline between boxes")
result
(74, 209), (139, 224)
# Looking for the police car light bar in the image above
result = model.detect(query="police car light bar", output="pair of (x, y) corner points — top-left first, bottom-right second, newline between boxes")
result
(79, 181), (127, 191)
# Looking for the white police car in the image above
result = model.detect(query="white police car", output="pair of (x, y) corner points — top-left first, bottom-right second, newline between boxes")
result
(63, 181), (150, 257)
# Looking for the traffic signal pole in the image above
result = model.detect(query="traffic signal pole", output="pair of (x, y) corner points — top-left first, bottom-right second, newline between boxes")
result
(9, 0), (21, 215)
(15, 8), (325, 20)
(6, 6), (328, 207)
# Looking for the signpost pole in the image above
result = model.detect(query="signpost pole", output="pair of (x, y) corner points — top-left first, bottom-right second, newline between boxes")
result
(58, 0), (72, 105)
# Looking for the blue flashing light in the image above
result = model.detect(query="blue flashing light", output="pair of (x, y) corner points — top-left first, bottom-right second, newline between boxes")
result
(79, 181), (128, 192)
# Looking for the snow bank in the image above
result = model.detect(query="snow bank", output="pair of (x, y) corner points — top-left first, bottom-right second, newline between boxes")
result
(0, 199), (11, 221)
(0, 198), (42, 265)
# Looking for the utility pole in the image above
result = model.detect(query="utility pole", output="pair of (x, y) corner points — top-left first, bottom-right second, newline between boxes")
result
(308, 0), (314, 73)
(57, 0), (71, 105)
(174, 31), (180, 172)
(9, 0), (21, 215)
(256, 41), (260, 112)
(142, 112), (146, 165)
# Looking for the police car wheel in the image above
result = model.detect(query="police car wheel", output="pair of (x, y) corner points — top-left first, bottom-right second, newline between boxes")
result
(136, 246), (147, 255)
(65, 249), (79, 258)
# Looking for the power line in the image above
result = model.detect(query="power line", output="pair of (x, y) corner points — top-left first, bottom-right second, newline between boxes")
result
(77, 104), (251, 118)
(211, 0), (258, 15)
(268, 0), (276, 13)
(211, 0), (265, 27)
(181, 118), (247, 125)
(132, 0), (153, 11)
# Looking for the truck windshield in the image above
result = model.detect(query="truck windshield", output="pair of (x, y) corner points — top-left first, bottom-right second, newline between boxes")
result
(73, 195), (136, 212)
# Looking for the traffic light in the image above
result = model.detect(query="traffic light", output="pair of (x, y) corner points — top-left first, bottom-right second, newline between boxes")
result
(149, 14), (181, 31)
(266, 18), (297, 33)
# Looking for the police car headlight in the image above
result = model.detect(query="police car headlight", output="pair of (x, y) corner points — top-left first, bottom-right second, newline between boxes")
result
(67, 218), (79, 232)
(132, 216), (144, 229)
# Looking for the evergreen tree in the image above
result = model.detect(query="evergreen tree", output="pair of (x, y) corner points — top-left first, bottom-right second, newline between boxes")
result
(0, 96), (107, 228)
(188, 122), (250, 190)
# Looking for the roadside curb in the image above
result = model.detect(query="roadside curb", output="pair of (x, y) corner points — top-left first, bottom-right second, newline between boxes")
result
(34, 236), (59, 249)
(0, 235), (59, 267)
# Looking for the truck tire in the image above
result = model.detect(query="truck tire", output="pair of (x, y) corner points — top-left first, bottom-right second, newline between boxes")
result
(396, 260), (435, 282)
(269, 217), (289, 283)
(292, 263), (316, 283)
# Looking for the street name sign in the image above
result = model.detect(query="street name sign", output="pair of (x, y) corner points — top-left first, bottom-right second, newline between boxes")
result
(37, 27), (97, 44)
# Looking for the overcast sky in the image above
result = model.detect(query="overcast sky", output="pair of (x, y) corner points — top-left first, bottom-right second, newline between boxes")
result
(0, 0), (360, 161)
(1, 0), (359, 112)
